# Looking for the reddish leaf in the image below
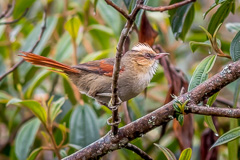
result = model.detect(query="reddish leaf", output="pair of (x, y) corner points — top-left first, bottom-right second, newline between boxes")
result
(139, 11), (158, 46)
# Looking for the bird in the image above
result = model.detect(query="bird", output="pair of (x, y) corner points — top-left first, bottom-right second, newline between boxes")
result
(19, 43), (169, 107)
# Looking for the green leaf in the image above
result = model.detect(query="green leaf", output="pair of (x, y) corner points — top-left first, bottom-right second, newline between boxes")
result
(207, 92), (219, 106)
(173, 103), (181, 113)
(189, 41), (211, 53)
(179, 148), (192, 160)
(177, 114), (184, 126)
(97, 0), (121, 36)
(188, 55), (217, 91)
(135, 0), (149, 28)
(199, 26), (213, 40)
(80, 49), (112, 63)
(0, 91), (12, 103)
(62, 75), (77, 105)
(230, 30), (240, 61)
(208, 1), (234, 35)
(55, 32), (72, 62)
(60, 149), (67, 158)
(24, 70), (51, 99)
(64, 16), (81, 40)
(13, 0), (36, 18)
(169, 0), (195, 40)
(154, 143), (177, 160)
(226, 23), (240, 33)
(211, 126), (240, 149)
(27, 147), (43, 160)
(15, 118), (41, 160)
(20, 16), (58, 77)
(7, 99), (47, 124)
(203, 0), (227, 19)
(50, 97), (65, 122)
(88, 24), (114, 36)
(69, 105), (100, 147)
(204, 115), (218, 136)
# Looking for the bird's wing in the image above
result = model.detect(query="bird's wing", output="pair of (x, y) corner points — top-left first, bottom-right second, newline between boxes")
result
(72, 58), (124, 77)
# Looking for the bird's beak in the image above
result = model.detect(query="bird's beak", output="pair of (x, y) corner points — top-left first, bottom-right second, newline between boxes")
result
(154, 53), (169, 59)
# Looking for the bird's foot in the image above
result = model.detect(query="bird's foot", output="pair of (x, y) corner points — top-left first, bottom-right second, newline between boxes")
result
(108, 97), (122, 110)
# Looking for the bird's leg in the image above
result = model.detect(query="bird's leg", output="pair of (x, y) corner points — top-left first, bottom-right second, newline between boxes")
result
(108, 96), (122, 110)
(96, 92), (122, 109)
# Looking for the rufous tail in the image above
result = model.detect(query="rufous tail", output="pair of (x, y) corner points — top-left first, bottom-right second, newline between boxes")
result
(19, 51), (80, 73)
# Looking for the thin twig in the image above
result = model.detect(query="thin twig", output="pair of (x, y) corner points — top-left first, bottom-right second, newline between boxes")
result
(0, 0), (15, 19)
(125, 143), (152, 160)
(185, 105), (240, 118)
(123, 102), (131, 124)
(138, 0), (196, 12)
(110, 0), (144, 135)
(105, 0), (130, 20)
(0, 8), (29, 25)
(0, 9), (47, 82)
(216, 97), (237, 108)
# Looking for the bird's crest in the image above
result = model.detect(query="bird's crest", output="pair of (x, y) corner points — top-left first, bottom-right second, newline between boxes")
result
(132, 43), (155, 53)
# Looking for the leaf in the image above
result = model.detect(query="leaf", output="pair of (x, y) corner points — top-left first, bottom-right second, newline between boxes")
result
(211, 126), (240, 149)
(207, 1), (234, 35)
(7, 98), (47, 124)
(188, 55), (217, 91)
(27, 147), (43, 160)
(207, 92), (219, 106)
(230, 30), (240, 61)
(189, 41), (212, 53)
(69, 105), (100, 147)
(88, 24), (114, 36)
(135, 0), (150, 28)
(64, 16), (81, 40)
(80, 49), (112, 63)
(15, 118), (41, 160)
(179, 148), (192, 160)
(13, 0), (36, 18)
(177, 114), (184, 126)
(20, 16), (58, 77)
(226, 23), (240, 33)
(154, 144), (177, 160)
(60, 149), (67, 158)
(62, 75), (77, 105)
(139, 11), (158, 46)
(24, 70), (51, 99)
(97, 0), (121, 36)
(50, 97), (65, 122)
(199, 26), (213, 40)
(203, 0), (227, 19)
(0, 91), (12, 103)
(169, 0), (195, 40)
(55, 32), (72, 62)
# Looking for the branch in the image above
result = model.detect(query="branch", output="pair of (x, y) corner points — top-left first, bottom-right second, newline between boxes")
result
(125, 143), (152, 160)
(0, 0), (15, 19)
(138, 0), (196, 12)
(0, 8), (29, 25)
(109, 0), (144, 135)
(63, 60), (240, 160)
(185, 105), (240, 118)
(105, 0), (129, 20)
(0, 9), (47, 82)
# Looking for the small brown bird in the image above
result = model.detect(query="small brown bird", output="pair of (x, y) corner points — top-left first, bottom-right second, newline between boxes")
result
(20, 43), (168, 106)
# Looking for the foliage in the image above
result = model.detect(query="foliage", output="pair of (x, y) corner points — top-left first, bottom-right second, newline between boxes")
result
(0, 0), (240, 159)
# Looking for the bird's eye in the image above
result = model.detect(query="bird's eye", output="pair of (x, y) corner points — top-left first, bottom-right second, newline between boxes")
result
(145, 53), (152, 58)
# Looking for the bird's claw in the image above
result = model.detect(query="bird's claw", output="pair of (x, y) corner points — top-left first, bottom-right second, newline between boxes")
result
(108, 97), (122, 110)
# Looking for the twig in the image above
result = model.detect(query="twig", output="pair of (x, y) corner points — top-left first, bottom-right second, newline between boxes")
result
(123, 102), (131, 124)
(0, 8), (29, 25)
(0, 9), (47, 82)
(63, 59), (240, 159)
(125, 143), (152, 160)
(216, 97), (237, 108)
(138, 0), (196, 12)
(109, 0), (144, 135)
(185, 105), (240, 118)
(105, 0), (129, 20)
(0, 0), (15, 19)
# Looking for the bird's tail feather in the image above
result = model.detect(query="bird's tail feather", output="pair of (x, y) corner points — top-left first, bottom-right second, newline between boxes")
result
(19, 51), (80, 73)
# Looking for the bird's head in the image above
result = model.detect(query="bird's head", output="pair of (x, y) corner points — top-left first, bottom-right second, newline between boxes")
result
(124, 43), (169, 70)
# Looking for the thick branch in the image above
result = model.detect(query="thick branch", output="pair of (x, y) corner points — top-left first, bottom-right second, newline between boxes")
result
(138, 0), (196, 12)
(125, 143), (152, 160)
(0, 9), (47, 82)
(185, 105), (240, 118)
(63, 60), (240, 160)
